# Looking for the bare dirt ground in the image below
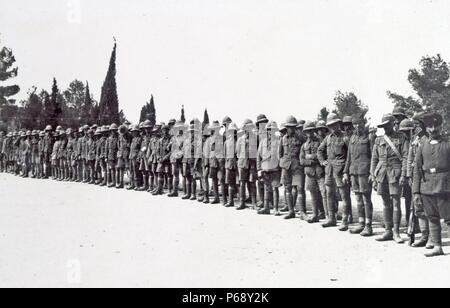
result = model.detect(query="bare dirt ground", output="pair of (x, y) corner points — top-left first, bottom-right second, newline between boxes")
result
(0, 173), (449, 288)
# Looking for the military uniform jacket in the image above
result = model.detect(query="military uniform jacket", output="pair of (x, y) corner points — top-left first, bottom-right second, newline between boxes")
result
(182, 136), (202, 165)
(79, 136), (87, 160)
(279, 134), (302, 171)
(413, 136), (450, 195)
(2, 137), (10, 155)
(300, 137), (324, 177)
(139, 135), (151, 161)
(204, 134), (225, 168)
(58, 139), (67, 159)
(370, 132), (408, 183)
(146, 136), (159, 164)
(407, 134), (427, 178)
(169, 135), (185, 163)
(257, 136), (280, 172)
(236, 133), (257, 169)
(129, 136), (142, 160)
(106, 135), (118, 161)
(21, 139), (31, 160)
(117, 135), (130, 159)
(51, 140), (60, 160)
(224, 137), (237, 170)
(96, 137), (107, 160)
(31, 138), (39, 156)
(344, 132), (371, 176)
(156, 135), (171, 163)
(86, 138), (96, 160)
(66, 138), (76, 159)
(38, 139), (44, 157)
(43, 135), (54, 155)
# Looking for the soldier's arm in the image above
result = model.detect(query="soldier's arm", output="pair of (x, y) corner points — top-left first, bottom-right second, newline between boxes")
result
(344, 142), (351, 175)
(278, 136), (284, 159)
(401, 137), (409, 178)
(299, 144), (310, 166)
(317, 137), (327, 166)
(412, 144), (423, 194)
(257, 143), (262, 171)
(406, 144), (414, 178)
(370, 139), (379, 177)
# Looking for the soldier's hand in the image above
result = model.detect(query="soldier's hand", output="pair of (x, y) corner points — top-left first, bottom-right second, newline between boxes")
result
(322, 161), (328, 167)
(400, 176), (405, 186)
(342, 173), (349, 185)
(258, 170), (264, 178)
(414, 194), (422, 206)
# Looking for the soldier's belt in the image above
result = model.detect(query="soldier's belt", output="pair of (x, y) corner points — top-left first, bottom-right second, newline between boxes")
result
(423, 167), (449, 174)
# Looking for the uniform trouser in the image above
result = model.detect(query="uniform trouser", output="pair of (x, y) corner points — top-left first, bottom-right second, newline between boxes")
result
(172, 161), (182, 192)
(354, 193), (373, 225)
(402, 183), (412, 224)
(306, 174), (327, 218)
(129, 159), (139, 187)
(86, 160), (95, 181)
(294, 170), (306, 212)
(0, 154), (4, 172)
(422, 193), (450, 246)
(325, 176), (351, 222)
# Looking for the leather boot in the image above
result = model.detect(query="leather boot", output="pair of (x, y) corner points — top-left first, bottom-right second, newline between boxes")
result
(221, 184), (228, 206)
(190, 182), (198, 200)
(236, 183), (247, 210)
(425, 220), (443, 257)
(250, 185), (257, 210)
(322, 205), (337, 228)
(412, 217), (430, 247)
(350, 219), (366, 234)
(258, 191), (271, 215)
(225, 186), (235, 207)
(211, 182), (220, 204)
(338, 216), (350, 231)
(182, 180), (192, 199)
(168, 185), (178, 197)
(360, 222), (373, 237)
(152, 178), (164, 195)
(376, 207), (394, 241)
(284, 193), (296, 219)
(256, 182), (264, 209)
(393, 208), (404, 244)
(307, 192), (320, 223)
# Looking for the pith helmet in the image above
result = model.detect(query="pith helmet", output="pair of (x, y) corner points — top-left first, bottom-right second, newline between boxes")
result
(303, 121), (316, 132)
(377, 114), (395, 128)
(222, 116), (232, 126)
(141, 120), (152, 129)
(130, 124), (140, 132)
(296, 119), (306, 128)
(284, 116), (298, 127)
(256, 114), (269, 124)
(241, 119), (255, 130)
(168, 119), (177, 126)
(266, 121), (279, 131)
(26, 130), (32, 136)
(119, 124), (128, 134)
(412, 111), (426, 124)
(342, 116), (353, 124)
(392, 106), (407, 119)
(227, 122), (239, 131)
(279, 123), (287, 133)
(110, 123), (119, 131)
(39, 131), (45, 137)
(316, 120), (327, 130)
(399, 119), (414, 131)
(209, 120), (221, 130)
(45, 125), (52, 131)
(423, 113), (443, 127)
(326, 114), (342, 126)
(94, 128), (102, 136)
(187, 124), (200, 132)
(66, 128), (73, 135)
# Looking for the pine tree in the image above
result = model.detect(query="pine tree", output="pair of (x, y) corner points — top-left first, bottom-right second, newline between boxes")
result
(42, 78), (63, 129)
(0, 45), (19, 107)
(180, 105), (186, 123)
(98, 40), (119, 125)
(21, 87), (43, 129)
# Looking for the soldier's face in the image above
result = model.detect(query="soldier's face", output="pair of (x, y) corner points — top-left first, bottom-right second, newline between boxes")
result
(328, 123), (340, 133)
(305, 131), (313, 139)
(287, 127), (295, 136)
(383, 122), (394, 135)
(426, 124), (441, 139)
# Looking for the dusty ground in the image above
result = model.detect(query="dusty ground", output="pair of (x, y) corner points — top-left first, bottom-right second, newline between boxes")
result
(0, 173), (449, 288)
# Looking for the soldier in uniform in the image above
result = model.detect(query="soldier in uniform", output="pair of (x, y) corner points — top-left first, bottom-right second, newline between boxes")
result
(128, 125), (142, 190)
(137, 120), (153, 191)
(255, 114), (269, 209)
(392, 107), (408, 132)
(105, 123), (119, 188)
(42, 125), (54, 179)
(21, 131), (32, 177)
(51, 129), (61, 180)
(342, 115), (355, 223)
(294, 118), (307, 218)
(153, 125), (172, 195)
(413, 113), (450, 257)
(59, 129), (68, 181)
(204, 120), (224, 204)
(257, 121), (281, 215)
(66, 129), (76, 181)
(318, 114), (351, 230)
(279, 116), (303, 219)
(97, 126), (109, 186)
(407, 112), (431, 248)
(148, 123), (162, 193)
(182, 122), (202, 200)
(86, 128), (97, 184)
(30, 130), (39, 178)
(224, 122), (239, 207)
(168, 121), (186, 197)
(236, 119), (258, 210)
(371, 114), (409, 243)
(0, 131), (4, 172)
(343, 116), (373, 236)
(399, 119), (415, 226)
(300, 121), (327, 223)
(116, 124), (130, 189)
(37, 131), (45, 178)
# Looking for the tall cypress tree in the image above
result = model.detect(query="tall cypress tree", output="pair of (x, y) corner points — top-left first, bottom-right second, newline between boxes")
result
(81, 81), (94, 125)
(203, 108), (210, 129)
(98, 40), (119, 125)
(180, 105), (186, 123)
(42, 78), (62, 129)
(148, 95), (156, 126)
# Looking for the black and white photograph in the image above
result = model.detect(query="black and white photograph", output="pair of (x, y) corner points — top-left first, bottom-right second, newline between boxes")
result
(1, 0), (450, 290)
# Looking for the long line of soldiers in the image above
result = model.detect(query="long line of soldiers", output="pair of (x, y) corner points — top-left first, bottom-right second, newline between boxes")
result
(0, 107), (449, 257)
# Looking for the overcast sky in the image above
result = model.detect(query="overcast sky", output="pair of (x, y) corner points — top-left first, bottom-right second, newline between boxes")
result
(1, 0), (450, 126)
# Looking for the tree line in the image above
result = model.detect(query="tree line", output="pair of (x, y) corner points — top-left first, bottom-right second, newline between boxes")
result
(1, 37), (450, 133)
